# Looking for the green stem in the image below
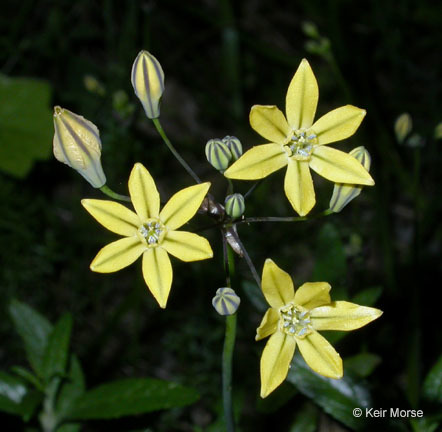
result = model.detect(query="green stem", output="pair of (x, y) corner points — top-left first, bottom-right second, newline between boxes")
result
(239, 209), (332, 224)
(222, 244), (237, 432)
(100, 185), (131, 202)
(152, 118), (201, 183)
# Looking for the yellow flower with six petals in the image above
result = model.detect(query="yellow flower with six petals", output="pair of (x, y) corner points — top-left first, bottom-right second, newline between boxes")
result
(224, 59), (375, 216)
(256, 259), (382, 398)
(82, 163), (213, 308)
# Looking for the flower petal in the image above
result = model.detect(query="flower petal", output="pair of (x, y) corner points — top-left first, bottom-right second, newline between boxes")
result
(284, 159), (316, 216)
(260, 332), (296, 398)
(160, 182), (210, 230)
(224, 144), (288, 180)
(312, 105), (366, 145)
(310, 146), (375, 185)
(285, 59), (319, 130)
(311, 301), (383, 331)
(90, 236), (145, 273)
(249, 105), (290, 143)
(81, 199), (140, 236)
(128, 163), (160, 220)
(162, 230), (213, 262)
(297, 330), (343, 378)
(256, 308), (279, 341)
(294, 282), (331, 310)
(262, 259), (295, 308)
(142, 247), (173, 308)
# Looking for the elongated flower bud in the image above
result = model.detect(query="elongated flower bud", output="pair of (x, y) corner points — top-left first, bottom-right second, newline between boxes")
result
(394, 113), (412, 143)
(53, 106), (106, 188)
(212, 288), (241, 316)
(131, 50), (164, 119)
(222, 135), (243, 160)
(225, 193), (245, 218)
(329, 146), (371, 213)
(205, 139), (232, 172)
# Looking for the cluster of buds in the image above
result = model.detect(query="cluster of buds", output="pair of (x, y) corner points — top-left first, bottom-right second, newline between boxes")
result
(205, 136), (243, 172)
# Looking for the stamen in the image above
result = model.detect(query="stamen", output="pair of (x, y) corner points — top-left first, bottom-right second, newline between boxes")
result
(279, 303), (313, 339)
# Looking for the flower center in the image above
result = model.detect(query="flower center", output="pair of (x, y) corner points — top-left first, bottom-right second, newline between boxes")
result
(279, 303), (312, 338)
(284, 128), (317, 161)
(137, 218), (166, 247)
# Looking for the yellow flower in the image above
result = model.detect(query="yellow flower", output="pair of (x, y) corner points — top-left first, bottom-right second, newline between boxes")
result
(82, 163), (213, 308)
(256, 259), (382, 398)
(224, 59), (374, 216)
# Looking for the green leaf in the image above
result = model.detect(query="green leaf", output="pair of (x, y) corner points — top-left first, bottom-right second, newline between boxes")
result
(42, 314), (73, 382)
(0, 371), (42, 421)
(66, 378), (199, 420)
(287, 355), (371, 430)
(56, 355), (85, 420)
(288, 402), (319, 432)
(9, 299), (53, 377)
(344, 353), (381, 378)
(0, 371), (28, 415)
(0, 74), (53, 178)
(423, 354), (442, 403)
(10, 366), (44, 391)
(312, 223), (347, 298)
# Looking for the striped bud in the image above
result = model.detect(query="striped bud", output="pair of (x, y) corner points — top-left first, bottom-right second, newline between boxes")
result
(222, 135), (243, 160)
(212, 288), (241, 316)
(394, 113), (412, 143)
(53, 106), (106, 188)
(225, 193), (245, 218)
(205, 139), (232, 172)
(329, 146), (371, 213)
(131, 50), (164, 119)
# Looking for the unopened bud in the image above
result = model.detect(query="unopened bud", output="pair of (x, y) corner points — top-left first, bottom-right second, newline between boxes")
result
(212, 287), (240, 316)
(53, 106), (106, 188)
(394, 113), (412, 143)
(329, 146), (371, 213)
(222, 136), (243, 160)
(131, 50), (164, 119)
(225, 193), (245, 218)
(205, 139), (232, 172)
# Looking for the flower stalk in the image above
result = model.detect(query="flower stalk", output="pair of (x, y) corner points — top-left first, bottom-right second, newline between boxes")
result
(222, 243), (237, 432)
(152, 118), (201, 184)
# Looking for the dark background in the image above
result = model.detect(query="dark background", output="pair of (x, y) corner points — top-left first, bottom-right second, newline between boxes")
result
(1, 0), (441, 431)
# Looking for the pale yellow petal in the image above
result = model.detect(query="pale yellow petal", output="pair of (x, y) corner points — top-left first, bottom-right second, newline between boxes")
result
(310, 146), (375, 185)
(262, 259), (295, 308)
(160, 182), (210, 230)
(90, 236), (145, 273)
(128, 163), (160, 219)
(256, 308), (279, 341)
(249, 105), (290, 143)
(162, 230), (213, 262)
(311, 105), (366, 145)
(81, 199), (140, 236)
(260, 332), (296, 398)
(297, 330), (343, 378)
(311, 301), (383, 331)
(284, 159), (315, 216)
(286, 59), (319, 130)
(224, 144), (288, 180)
(294, 282), (331, 310)
(142, 247), (173, 309)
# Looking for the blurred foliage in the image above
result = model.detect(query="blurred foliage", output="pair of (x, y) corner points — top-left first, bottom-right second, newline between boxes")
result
(1, 0), (441, 430)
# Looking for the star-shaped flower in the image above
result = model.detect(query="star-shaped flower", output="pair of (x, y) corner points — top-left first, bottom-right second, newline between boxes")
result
(82, 163), (213, 308)
(224, 59), (375, 216)
(257, 259), (382, 398)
